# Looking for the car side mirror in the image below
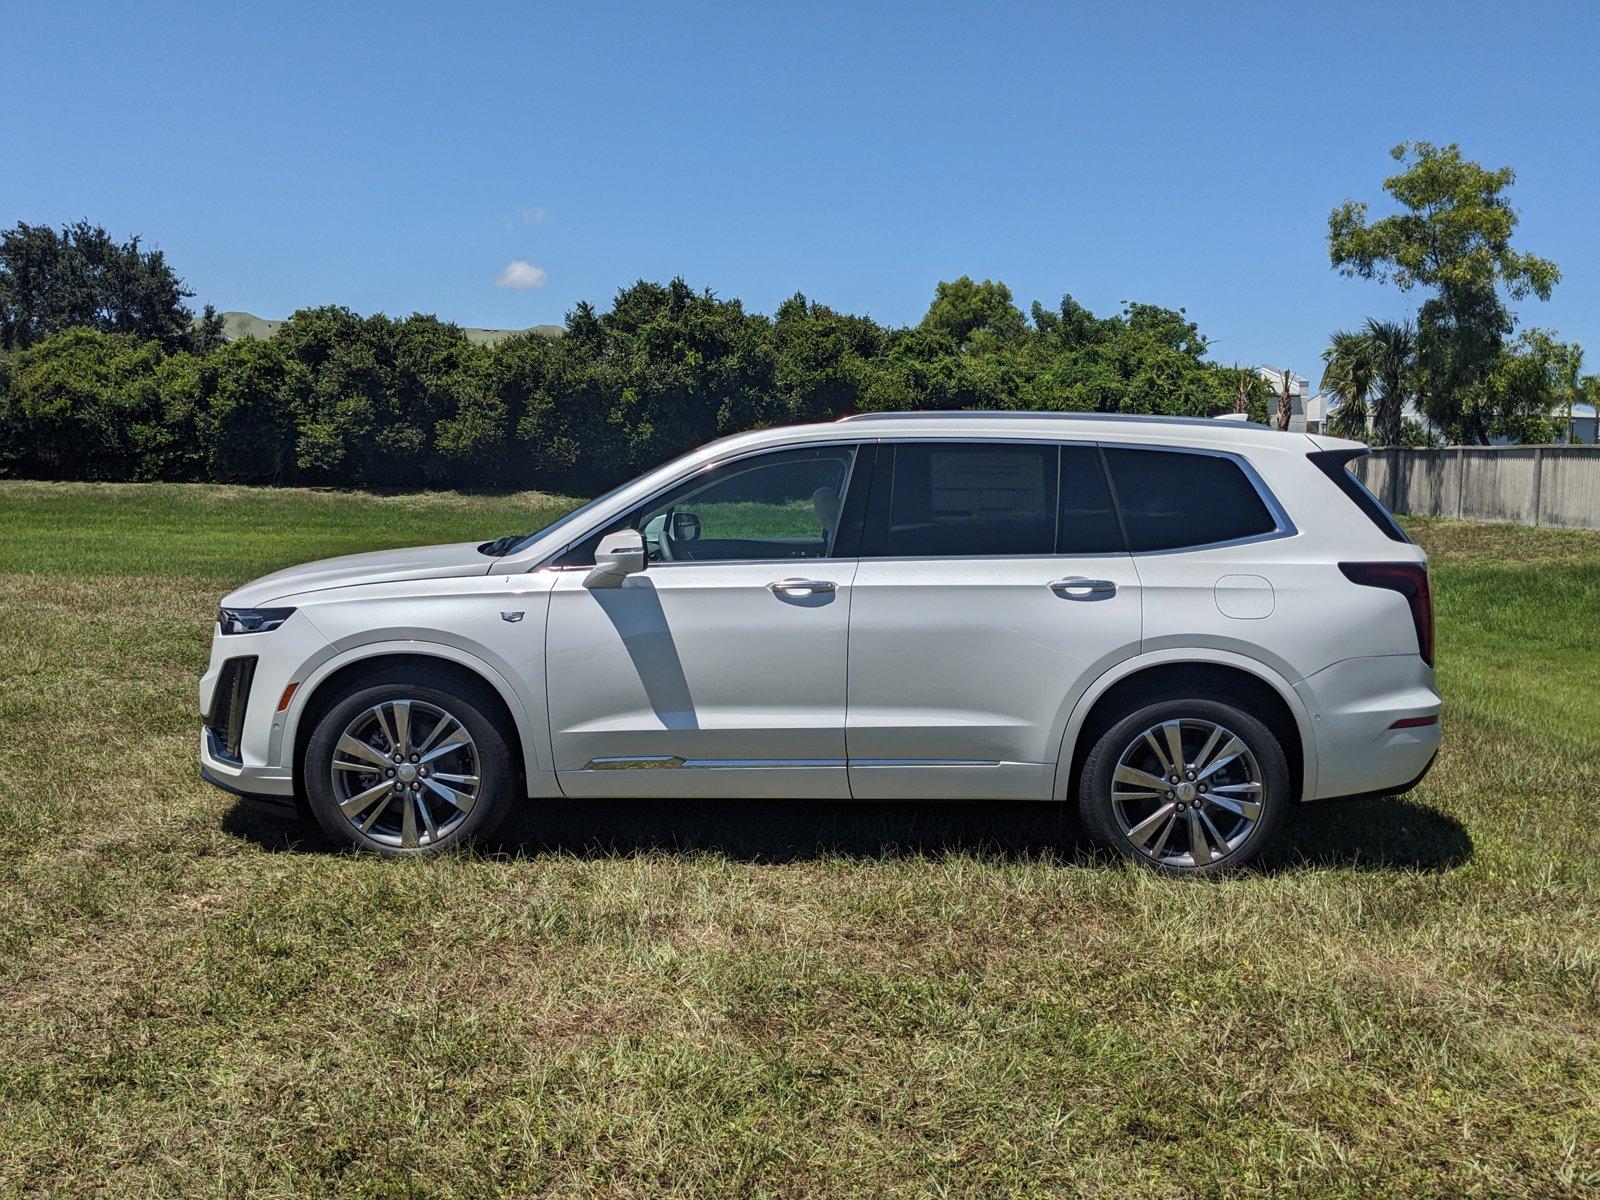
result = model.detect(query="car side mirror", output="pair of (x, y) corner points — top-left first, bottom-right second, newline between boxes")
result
(584, 528), (646, 588)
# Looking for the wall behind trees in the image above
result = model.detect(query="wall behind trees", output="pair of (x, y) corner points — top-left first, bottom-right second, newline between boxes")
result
(0, 276), (1271, 495)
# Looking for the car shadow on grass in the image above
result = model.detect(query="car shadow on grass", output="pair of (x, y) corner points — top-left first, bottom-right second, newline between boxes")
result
(223, 793), (1472, 872)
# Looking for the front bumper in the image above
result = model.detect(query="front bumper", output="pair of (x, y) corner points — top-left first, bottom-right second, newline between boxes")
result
(200, 754), (298, 811)
(198, 609), (329, 801)
(199, 726), (296, 798)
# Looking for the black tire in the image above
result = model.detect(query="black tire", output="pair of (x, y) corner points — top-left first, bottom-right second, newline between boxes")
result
(1077, 696), (1288, 876)
(302, 666), (516, 856)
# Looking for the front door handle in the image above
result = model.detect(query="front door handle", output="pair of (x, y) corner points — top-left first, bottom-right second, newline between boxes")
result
(1049, 577), (1117, 599)
(769, 578), (837, 595)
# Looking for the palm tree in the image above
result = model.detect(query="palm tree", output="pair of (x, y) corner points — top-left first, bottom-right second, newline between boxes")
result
(1364, 318), (1417, 447)
(1320, 329), (1375, 440)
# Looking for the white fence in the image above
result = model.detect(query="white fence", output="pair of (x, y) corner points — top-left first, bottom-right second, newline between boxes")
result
(1351, 446), (1600, 531)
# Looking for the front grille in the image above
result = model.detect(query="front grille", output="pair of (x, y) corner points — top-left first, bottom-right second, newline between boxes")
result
(205, 656), (258, 764)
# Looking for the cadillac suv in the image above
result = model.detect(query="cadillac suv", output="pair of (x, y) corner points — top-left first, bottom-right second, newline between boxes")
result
(199, 411), (1441, 875)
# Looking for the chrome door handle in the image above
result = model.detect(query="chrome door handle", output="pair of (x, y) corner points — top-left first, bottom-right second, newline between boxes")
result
(769, 578), (837, 595)
(1049, 577), (1117, 599)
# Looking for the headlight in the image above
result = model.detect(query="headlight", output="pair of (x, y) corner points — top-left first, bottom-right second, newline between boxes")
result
(217, 607), (297, 635)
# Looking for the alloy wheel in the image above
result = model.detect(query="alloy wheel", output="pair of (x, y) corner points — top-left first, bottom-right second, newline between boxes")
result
(1109, 717), (1264, 869)
(329, 699), (480, 849)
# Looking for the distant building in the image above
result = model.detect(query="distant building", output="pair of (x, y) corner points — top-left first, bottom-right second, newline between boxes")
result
(1567, 402), (1598, 444)
(212, 311), (563, 346)
(1255, 366), (1312, 432)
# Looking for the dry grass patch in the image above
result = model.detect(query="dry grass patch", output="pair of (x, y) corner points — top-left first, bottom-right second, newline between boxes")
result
(0, 483), (1597, 1197)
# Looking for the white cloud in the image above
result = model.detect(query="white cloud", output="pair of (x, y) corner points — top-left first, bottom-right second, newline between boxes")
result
(495, 260), (548, 290)
(503, 206), (548, 230)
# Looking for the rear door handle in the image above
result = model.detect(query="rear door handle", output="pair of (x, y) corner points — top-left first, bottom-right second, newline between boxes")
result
(769, 578), (837, 595)
(1049, 577), (1117, 599)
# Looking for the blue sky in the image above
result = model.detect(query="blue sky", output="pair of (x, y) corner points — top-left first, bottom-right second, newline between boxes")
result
(4, 1), (1597, 382)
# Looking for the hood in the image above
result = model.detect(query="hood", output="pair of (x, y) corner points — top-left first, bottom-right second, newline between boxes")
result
(222, 541), (493, 607)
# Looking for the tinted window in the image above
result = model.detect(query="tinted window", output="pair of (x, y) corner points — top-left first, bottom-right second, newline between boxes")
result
(1058, 445), (1125, 553)
(559, 445), (861, 565)
(1103, 448), (1277, 551)
(878, 443), (1058, 557)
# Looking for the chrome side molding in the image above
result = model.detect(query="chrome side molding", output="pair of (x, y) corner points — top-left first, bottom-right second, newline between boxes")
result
(581, 756), (1003, 770)
(583, 756), (846, 771)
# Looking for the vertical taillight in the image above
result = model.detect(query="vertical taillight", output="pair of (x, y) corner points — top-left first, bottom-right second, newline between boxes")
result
(1338, 562), (1435, 666)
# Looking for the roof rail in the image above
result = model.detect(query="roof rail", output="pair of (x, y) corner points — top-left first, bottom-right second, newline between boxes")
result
(836, 410), (1272, 431)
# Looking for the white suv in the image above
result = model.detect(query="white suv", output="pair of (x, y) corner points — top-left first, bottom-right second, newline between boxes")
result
(199, 412), (1441, 874)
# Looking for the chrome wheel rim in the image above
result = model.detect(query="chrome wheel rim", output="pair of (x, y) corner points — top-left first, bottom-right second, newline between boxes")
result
(1110, 718), (1264, 869)
(330, 700), (480, 849)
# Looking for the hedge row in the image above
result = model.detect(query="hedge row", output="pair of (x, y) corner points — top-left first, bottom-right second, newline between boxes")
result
(0, 277), (1270, 495)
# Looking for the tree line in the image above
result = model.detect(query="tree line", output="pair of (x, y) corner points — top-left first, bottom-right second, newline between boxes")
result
(0, 247), (1274, 494)
(3, 140), (1592, 495)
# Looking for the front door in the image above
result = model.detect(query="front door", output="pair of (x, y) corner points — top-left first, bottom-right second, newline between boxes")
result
(846, 440), (1142, 799)
(545, 442), (869, 798)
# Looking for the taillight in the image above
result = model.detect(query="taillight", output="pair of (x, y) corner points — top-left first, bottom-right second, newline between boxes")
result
(1339, 562), (1434, 666)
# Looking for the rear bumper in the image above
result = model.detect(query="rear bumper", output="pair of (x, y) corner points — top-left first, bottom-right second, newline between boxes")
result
(1309, 747), (1437, 805)
(1296, 655), (1442, 801)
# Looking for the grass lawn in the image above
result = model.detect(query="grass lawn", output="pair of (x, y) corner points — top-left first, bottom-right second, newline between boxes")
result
(1, 481), (1597, 1198)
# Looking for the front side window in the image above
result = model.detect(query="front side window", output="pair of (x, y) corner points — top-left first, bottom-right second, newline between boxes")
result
(558, 444), (862, 565)
(1103, 447), (1278, 551)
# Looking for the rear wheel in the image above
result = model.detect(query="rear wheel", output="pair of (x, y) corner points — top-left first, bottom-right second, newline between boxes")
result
(1078, 697), (1288, 876)
(303, 671), (515, 855)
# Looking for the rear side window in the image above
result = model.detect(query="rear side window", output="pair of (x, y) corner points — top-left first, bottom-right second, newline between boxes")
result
(1103, 448), (1277, 551)
(879, 443), (1058, 556)
(1058, 445), (1124, 553)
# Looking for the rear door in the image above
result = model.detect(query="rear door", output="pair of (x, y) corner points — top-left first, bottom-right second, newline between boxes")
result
(845, 440), (1142, 800)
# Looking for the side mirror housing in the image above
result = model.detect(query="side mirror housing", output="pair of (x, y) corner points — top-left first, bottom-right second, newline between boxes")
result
(584, 528), (646, 588)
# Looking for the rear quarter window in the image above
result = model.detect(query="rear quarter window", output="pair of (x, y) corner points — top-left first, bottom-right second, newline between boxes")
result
(1103, 448), (1278, 551)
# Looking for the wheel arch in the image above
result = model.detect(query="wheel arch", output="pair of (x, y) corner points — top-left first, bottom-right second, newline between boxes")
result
(282, 643), (548, 801)
(1052, 651), (1315, 804)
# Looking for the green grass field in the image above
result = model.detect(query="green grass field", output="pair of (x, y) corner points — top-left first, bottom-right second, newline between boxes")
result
(1, 481), (1597, 1198)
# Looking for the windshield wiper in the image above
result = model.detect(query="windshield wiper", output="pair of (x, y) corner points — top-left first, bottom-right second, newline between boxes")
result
(477, 534), (529, 557)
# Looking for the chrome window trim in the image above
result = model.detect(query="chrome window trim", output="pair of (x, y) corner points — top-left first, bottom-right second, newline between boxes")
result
(539, 432), (1295, 568)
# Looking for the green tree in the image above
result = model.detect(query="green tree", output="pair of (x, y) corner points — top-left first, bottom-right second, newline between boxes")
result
(1365, 319), (1418, 447)
(1320, 330), (1376, 439)
(917, 277), (1028, 353)
(192, 337), (301, 482)
(1328, 142), (1560, 443)
(1481, 330), (1568, 444)
(0, 328), (166, 478)
(770, 294), (883, 422)
(0, 221), (215, 353)
(1544, 338), (1585, 443)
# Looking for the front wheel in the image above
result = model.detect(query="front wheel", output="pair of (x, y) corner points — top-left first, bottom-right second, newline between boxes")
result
(1078, 698), (1289, 876)
(303, 672), (516, 855)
